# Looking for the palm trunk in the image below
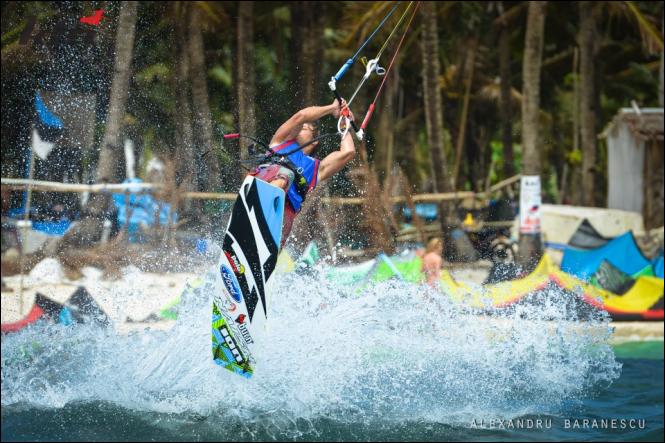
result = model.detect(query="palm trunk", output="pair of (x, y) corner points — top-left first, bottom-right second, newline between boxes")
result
(659, 48), (663, 107)
(88, 1), (138, 216)
(400, 170), (425, 243)
(644, 139), (664, 230)
(499, 24), (515, 179)
(237, 1), (256, 162)
(174, 3), (196, 202)
(421, 2), (455, 253)
(570, 47), (583, 205)
(453, 37), (477, 189)
(288, 3), (330, 249)
(189, 5), (221, 192)
(579, 1), (597, 207)
(301, 2), (324, 106)
(289, 4), (305, 109)
(517, 1), (546, 268)
(384, 67), (398, 178)
(353, 142), (395, 255)
(376, 61), (399, 182)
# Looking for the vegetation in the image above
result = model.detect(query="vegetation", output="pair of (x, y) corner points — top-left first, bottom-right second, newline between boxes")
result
(1, 1), (663, 258)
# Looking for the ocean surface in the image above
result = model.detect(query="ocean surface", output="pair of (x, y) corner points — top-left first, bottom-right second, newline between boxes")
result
(2, 273), (663, 442)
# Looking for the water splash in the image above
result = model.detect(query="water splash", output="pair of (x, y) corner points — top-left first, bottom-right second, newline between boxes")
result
(2, 270), (621, 433)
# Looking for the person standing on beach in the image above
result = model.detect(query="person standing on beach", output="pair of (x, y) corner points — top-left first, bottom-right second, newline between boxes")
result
(422, 237), (444, 288)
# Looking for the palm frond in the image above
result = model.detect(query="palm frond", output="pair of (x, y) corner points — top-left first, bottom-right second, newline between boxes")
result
(623, 1), (663, 54)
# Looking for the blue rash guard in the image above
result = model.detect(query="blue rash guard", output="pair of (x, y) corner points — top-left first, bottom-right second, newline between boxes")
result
(271, 139), (320, 212)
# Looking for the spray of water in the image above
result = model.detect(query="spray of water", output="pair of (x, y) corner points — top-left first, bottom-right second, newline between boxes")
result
(1, 268), (621, 435)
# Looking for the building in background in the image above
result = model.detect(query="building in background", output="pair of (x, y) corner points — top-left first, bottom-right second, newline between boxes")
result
(601, 107), (664, 230)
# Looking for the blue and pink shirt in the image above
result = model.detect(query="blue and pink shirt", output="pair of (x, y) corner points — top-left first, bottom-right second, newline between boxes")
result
(271, 139), (319, 212)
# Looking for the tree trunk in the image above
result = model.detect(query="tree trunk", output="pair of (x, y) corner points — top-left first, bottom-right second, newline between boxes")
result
(173, 3), (196, 204)
(453, 37), (477, 189)
(400, 169), (425, 243)
(644, 140), (664, 230)
(517, 1), (546, 269)
(285, 3), (326, 249)
(421, 2), (456, 255)
(88, 1), (138, 216)
(499, 24), (515, 179)
(237, 1), (256, 162)
(376, 61), (399, 182)
(301, 2), (324, 106)
(189, 4), (221, 192)
(579, 1), (597, 207)
(570, 46), (583, 205)
(659, 9), (663, 108)
(352, 142), (395, 255)
(289, 4), (306, 109)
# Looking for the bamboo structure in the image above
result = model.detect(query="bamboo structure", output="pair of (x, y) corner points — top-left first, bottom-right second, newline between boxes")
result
(1, 175), (521, 205)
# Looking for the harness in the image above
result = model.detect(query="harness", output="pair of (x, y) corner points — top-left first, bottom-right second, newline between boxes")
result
(223, 132), (341, 207)
(268, 151), (310, 202)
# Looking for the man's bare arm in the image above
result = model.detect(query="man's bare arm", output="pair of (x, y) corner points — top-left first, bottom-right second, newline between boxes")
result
(318, 131), (356, 182)
(270, 101), (339, 146)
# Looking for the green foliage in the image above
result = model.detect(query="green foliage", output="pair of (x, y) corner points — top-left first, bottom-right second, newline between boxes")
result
(136, 63), (170, 84)
(209, 65), (232, 87)
(0, 0), (661, 208)
(567, 149), (583, 165)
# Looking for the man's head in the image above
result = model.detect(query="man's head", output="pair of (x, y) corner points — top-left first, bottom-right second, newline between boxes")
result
(297, 121), (320, 155)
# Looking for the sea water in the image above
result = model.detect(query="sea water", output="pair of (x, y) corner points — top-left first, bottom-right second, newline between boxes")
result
(2, 272), (663, 441)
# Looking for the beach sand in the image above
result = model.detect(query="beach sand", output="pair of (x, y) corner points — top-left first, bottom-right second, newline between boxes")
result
(2, 261), (662, 344)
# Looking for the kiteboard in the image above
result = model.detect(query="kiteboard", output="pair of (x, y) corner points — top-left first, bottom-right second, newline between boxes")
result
(211, 176), (285, 378)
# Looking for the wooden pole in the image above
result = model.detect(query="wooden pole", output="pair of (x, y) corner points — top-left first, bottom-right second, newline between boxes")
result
(18, 144), (37, 316)
(2, 175), (522, 205)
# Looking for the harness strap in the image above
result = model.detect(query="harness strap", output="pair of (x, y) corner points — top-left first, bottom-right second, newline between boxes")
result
(273, 157), (310, 201)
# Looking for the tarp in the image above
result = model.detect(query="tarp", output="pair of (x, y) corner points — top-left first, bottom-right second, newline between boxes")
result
(112, 178), (174, 235)
(154, 276), (206, 321)
(441, 254), (564, 309)
(561, 231), (651, 280)
(402, 203), (438, 222)
(441, 254), (664, 321)
(32, 219), (71, 236)
(483, 262), (522, 285)
(35, 90), (64, 129)
(370, 253), (423, 284)
(653, 255), (664, 279)
(275, 249), (296, 273)
(297, 242), (320, 267)
(232, 241), (664, 322)
(1, 295), (52, 333)
(590, 260), (636, 295)
(568, 219), (611, 250)
(594, 276), (664, 321)
(1, 288), (109, 333)
(325, 258), (377, 286)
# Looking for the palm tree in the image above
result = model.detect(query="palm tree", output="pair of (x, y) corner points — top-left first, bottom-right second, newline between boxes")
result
(289, 2), (325, 108)
(188, 3), (221, 192)
(578, 1), (597, 207)
(420, 2), (454, 232)
(653, 0), (665, 105)
(576, 1), (663, 207)
(452, 36), (478, 190)
(518, 1), (546, 268)
(236, 1), (256, 163)
(172, 2), (196, 197)
(88, 1), (138, 216)
(497, 3), (515, 179)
